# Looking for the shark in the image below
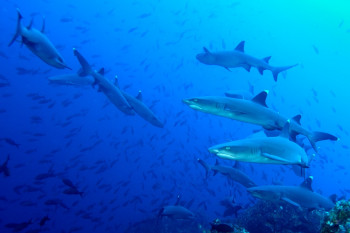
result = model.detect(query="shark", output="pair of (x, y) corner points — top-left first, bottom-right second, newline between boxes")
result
(183, 91), (338, 151)
(48, 69), (94, 86)
(73, 49), (135, 115)
(9, 9), (70, 69)
(114, 77), (164, 128)
(158, 205), (195, 219)
(247, 177), (335, 210)
(196, 41), (297, 81)
(197, 159), (256, 188)
(0, 155), (10, 177)
(208, 121), (310, 167)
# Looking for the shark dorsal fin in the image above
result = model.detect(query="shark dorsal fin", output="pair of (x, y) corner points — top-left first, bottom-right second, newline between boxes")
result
(300, 176), (313, 191)
(292, 114), (301, 125)
(27, 18), (34, 30)
(235, 41), (245, 52)
(263, 56), (271, 63)
(175, 195), (181, 205)
(41, 16), (46, 33)
(97, 68), (104, 75)
(280, 120), (291, 138)
(203, 47), (210, 54)
(136, 90), (143, 101)
(114, 76), (119, 87)
(233, 161), (240, 169)
(251, 91), (268, 107)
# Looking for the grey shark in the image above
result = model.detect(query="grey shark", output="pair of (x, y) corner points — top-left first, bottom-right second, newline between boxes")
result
(73, 49), (134, 115)
(196, 41), (297, 81)
(114, 78), (164, 128)
(247, 177), (335, 210)
(208, 122), (310, 167)
(183, 91), (338, 151)
(48, 70), (94, 86)
(198, 159), (256, 188)
(158, 205), (195, 219)
(9, 9), (70, 69)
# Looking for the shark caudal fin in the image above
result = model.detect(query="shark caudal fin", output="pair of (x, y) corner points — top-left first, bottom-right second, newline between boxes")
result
(73, 48), (93, 75)
(308, 132), (339, 152)
(8, 9), (23, 47)
(272, 64), (298, 81)
(197, 159), (211, 178)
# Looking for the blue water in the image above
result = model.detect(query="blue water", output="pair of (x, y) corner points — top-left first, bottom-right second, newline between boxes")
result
(0, 0), (349, 232)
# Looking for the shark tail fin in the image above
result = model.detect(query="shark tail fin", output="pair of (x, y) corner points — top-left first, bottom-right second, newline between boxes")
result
(8, 9), (23, 47)
(272, 64), (298, 81)
(73, 48), (93, 75)
(197, 159), (210, 178)
(308, 131), (338, 152)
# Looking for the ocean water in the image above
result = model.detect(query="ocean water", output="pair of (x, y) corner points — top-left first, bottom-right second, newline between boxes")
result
(0, 0), (349, 232)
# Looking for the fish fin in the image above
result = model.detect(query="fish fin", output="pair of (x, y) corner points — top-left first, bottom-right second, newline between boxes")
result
(251, 90), (268, 107)
(215, 159), (219, 166)
(73, 48), (93, 75)
(114, 75), (119, 87)
(27, 18), (33, 29)
(97, 68), (104, 75)
(175, 195), (181, 205)
(235, 41), (245, 52)
(41, 16), (45, 33)
(136, 90), (143, 101)
(263, 56), (271, 63)
(241, 63), (251, 72)
(308, 131), (338, 152)
(300, 176), (313, 191)
(272, 64), (298, 82)
(292, 114), (302, 125)
(329, 194), (337, 204)
(281, 197), (301, 207)
(197, 159), (210, 178)
(8, 9), (23, 47)
(203, 47), (210, 53)
(262, 153), (291, 163)
(225, 67), (232, 72)
(280, 120), (291, 138)
(258, 67), (265, 75)
(233, 161), (240, 169)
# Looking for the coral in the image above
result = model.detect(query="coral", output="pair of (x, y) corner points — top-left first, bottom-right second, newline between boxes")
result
(321, 200), (350, 233)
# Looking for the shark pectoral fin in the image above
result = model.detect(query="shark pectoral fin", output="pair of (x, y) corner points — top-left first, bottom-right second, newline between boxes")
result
(281, 197), (301, 207)
(262, 153), (291, 163)
(213, 170), (218, 176)
(241, 64), (251, 72)
(258, 67), (265, 75)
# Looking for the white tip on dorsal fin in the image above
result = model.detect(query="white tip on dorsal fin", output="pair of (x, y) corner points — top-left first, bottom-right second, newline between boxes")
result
(203, 47), (210, 53)
(136, 90), (142, 101)
(280, 120), (291, 138)
(235, 41), (245, 52)
(251, 90), (268, 107)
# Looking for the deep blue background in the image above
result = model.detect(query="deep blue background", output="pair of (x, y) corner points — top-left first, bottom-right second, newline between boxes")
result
(0, 0), (348, 232)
